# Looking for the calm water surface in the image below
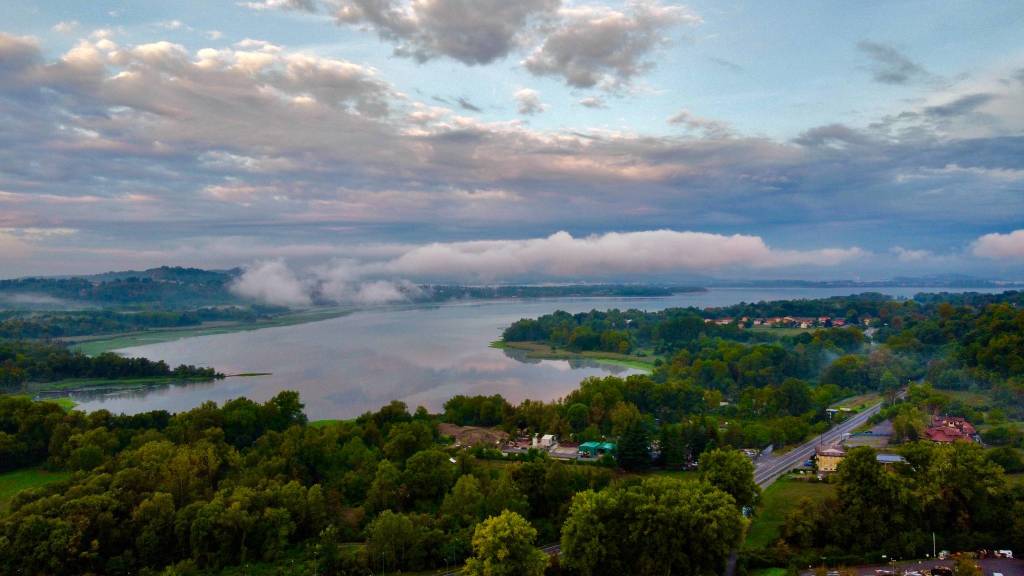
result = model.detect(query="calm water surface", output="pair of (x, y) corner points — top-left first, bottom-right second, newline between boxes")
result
(70, 287), (1004, 419)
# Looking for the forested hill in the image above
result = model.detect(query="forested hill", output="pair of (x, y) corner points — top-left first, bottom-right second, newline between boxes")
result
(0, 266), (242, 309)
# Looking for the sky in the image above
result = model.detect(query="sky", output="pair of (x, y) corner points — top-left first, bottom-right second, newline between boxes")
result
(1, 0), (1024, 283)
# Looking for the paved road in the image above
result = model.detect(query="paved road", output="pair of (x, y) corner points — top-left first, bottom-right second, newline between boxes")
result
(442, 396), (898, 576)
(753, 396), (895, 488)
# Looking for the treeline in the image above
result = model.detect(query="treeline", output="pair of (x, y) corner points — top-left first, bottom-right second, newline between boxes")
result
(0, 393), (754, 575)
(0, 341), (222, 388)
(502, 306), (870, 356)
(0, 267), (239, 308)
(0, 306), (282, 340)
(761, 444), (1024, 566)
(445, 371), (849, 464)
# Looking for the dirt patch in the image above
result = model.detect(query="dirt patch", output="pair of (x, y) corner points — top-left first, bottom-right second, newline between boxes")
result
(438, 423), (509, 447)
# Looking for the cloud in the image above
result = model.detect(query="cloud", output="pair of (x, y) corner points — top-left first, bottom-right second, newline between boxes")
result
(514, 88), (545, 115)
(578, 96), (606, 108)
(456, 96), (481, 112)
(332, 0), (560, 65)
(667, 109), (732, 138)
(857, 41), (928, 85)
(1, 32), (1024, 279)
(261, 0), (693, 90)
(236, 259), (417, 306)
(230, 260), (312, 306)
(226, 229), (863, 305)
(242, 0), (317, 11)
(972, 230), (1024, 260)
(891, 246), (934, 263)
(522, 1), (700, 90)
(377, 230), (864, 280)
(53, 21), (80, 34)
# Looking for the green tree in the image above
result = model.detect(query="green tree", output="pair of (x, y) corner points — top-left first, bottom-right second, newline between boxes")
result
(441, 475), (485, 527)
(616, 419), (651, 471)
(698, 448), (760, 509)
(560, 477), (744, 576)
(463, 510), (547, 576)
(365, 511), (422, 572)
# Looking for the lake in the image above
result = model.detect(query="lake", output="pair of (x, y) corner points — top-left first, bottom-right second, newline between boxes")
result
(69, 286), (1005, 419)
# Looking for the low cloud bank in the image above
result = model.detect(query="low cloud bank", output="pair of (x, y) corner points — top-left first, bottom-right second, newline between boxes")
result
(380, 230), (863, 279)
(231, 230), (864, 307)
(973, 229), (1024, 260)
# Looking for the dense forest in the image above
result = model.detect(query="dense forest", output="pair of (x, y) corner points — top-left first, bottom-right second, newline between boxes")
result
(0, 341), (222, 389)
(0, 392), (754, 575)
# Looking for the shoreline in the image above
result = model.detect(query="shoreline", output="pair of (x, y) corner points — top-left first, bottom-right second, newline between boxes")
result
(491, 340), (658, 373)
(69, 306), (357, 355)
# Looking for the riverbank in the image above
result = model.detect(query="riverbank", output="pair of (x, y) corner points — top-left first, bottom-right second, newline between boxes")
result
(491, 340), (658, 373)
(69, 306), (356, 355)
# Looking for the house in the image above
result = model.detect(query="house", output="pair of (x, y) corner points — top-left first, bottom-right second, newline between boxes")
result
(816, 445), (846, 472)
(816, 445), (907, 472)
(578, 441), (616, 458)
(533, 434), (557, 448)
(925, 415), (976, 443)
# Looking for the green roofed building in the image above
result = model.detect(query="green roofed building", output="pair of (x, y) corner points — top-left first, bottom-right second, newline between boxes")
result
(579, 441), (616, 458)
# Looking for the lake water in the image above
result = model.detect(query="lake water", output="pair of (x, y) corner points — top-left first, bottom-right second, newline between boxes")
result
(69, 286), (1006, 419)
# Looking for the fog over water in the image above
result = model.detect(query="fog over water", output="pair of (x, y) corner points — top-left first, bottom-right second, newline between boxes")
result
(70, 287), (1005, 419)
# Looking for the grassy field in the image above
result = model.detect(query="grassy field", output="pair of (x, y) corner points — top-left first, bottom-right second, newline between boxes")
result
(744, 475), (836, 550)
(493, 340), (657, 372)
(71, 307), (355, 355)
(0, 468), (72, 514)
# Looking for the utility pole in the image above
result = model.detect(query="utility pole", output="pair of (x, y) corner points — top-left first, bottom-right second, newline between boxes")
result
(933, 532), (936, 560)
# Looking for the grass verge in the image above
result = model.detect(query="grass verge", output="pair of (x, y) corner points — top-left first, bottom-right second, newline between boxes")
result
(744, 475), (835, 550)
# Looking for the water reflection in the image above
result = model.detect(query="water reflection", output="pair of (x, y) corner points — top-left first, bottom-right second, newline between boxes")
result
(70, 287), (1003, 419)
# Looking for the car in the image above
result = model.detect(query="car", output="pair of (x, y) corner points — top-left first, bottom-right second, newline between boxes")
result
(803, 459), (815, 467)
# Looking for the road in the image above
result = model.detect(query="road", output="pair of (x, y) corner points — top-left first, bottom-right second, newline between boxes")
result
(441, 396), (897, 576)
(753, 396), (894, 488)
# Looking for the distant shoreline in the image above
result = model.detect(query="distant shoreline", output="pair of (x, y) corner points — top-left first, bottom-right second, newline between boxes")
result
(491, 340), (657, 373)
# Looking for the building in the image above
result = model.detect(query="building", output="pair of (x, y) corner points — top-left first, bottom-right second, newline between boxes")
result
(816, 446), (907, 472)
(816, 445), (846, 472)
(925, 416), (977, 443)
(578, 441), (616, 458)
(875, 453), (907, 468)
(533, 433), (557, 448)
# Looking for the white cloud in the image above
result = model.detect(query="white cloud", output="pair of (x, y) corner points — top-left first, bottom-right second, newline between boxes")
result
(242, 0), (317, 11)
(378, 230), (863, 280)
(53, 21), (80, 34)
(230, 260), (312, 306)
(514, 88), (545, 115)
(891, 246), (934, 263)
(523, 1), (700, 90)
(579, 96), (606, 108)
(972, 230), (1024, 260)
